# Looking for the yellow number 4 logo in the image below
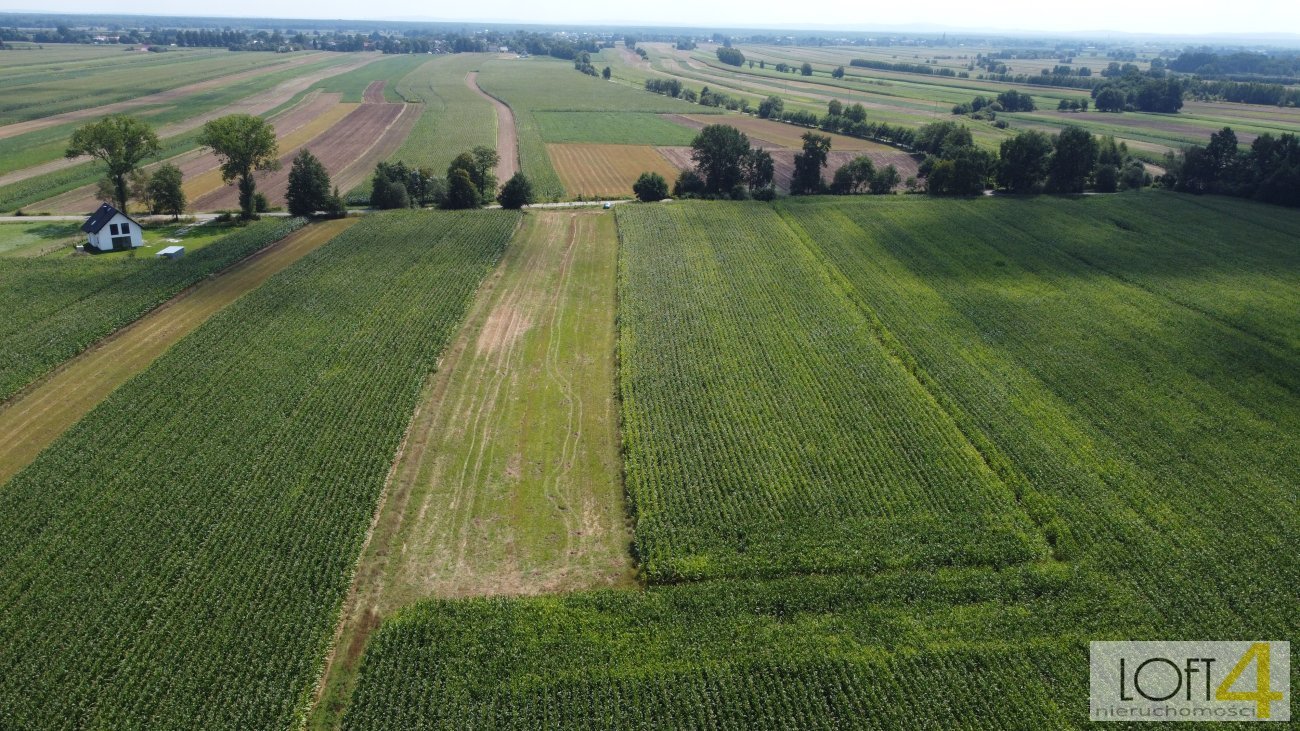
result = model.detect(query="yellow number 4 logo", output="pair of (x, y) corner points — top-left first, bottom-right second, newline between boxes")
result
(1216, 643), (1286, 719)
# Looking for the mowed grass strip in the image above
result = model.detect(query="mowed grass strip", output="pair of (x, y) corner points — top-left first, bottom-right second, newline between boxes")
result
(310, 210), (631, 729)
(0, 218), (355, 486)
(548, 144), (681, 199)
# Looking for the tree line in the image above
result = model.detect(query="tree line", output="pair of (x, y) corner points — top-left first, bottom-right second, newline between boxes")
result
(1162, 127), (1300, 207)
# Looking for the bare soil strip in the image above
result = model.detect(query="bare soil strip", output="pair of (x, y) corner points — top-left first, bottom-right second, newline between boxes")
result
(306, 210), (631, 730)
(465, 71), (520, 182)
(362, 80), (387, 104)
(0, 218), (355, 486)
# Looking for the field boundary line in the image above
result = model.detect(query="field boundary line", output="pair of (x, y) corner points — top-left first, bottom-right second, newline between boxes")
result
(772, 203), (1061, 561)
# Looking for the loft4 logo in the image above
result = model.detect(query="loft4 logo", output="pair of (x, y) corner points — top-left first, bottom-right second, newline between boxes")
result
(1091, 641), (1291, 722)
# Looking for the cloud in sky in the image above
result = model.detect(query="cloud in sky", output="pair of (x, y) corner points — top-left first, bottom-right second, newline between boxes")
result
(12, 0), (1300, 36)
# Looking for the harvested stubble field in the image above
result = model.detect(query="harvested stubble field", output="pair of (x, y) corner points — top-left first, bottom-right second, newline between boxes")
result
(548, 143), (682, 198)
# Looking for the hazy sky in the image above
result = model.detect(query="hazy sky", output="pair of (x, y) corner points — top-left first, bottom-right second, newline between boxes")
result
(9, 0), (1299, 37)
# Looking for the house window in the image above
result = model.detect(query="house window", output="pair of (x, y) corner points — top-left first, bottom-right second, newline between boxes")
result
(121, 223), (130, 234)
(109, 223), (119, 235)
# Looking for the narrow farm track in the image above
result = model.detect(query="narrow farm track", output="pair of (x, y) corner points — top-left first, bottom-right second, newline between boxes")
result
(0, 218), (355, 486)
(307, 210), (629, 730)
(465, 71), (519, 182)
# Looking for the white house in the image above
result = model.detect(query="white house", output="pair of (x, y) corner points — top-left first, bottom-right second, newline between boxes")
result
(82, 203), (144, 253)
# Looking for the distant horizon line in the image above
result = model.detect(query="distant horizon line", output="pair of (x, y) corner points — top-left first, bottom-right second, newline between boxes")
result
(1, 9), (1298, 45)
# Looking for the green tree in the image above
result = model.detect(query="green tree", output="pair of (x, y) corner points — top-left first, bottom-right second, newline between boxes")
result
(602, 66), (611, 80)
(496, 173), (534, 209)
(672, 170), (706, 198)
(868, 164), (901, 194)
(830, 156), (874, 194)
(757, 96), (784, 119)
(284, 150), (332, 216)
(790, 132), (832, 195)
(997, 130), (1053, 193)
(371, 175), (410, 210)
(800, 62), (813, 76)
(450, 146), (499, 200)
(690, 124), (753, 195)
(925, 147), (995, 195)
(832, 66), (845, 79)
(1046, 126), (1099, 194)
(197, 114), (279, 219)
(65, 115), (160, 213)
(1093, 164), (1119, 193)
(827, 99), (843, 117)
(443, 168), (480, 209)
(144, 163), (186, 219)
(743, 148), (775, 190)
(633, 171), (670, 202)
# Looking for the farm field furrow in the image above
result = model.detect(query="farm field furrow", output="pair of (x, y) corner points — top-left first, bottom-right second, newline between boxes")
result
(0, 210), (518, 728)
(615, 202), (1046, 582)
(310, 210), (631, 729)
(0, 218), (355, 486)
(0, 217), (307, 404)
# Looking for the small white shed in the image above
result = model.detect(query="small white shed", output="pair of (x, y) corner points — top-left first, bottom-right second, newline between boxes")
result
(81, 202), (143, 252)
(156, 245), (185, 260)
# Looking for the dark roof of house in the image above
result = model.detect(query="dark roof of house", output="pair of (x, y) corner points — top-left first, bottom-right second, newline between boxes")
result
(81, 202), (139, 234)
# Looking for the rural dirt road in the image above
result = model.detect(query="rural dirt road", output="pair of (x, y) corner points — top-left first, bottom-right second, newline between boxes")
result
(465, 71), (520, 183)
(0, 219), (355, 486)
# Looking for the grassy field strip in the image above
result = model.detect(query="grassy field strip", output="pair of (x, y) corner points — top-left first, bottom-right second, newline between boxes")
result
(465, 71), (518, 183)
(0, 218), (354, 486)
(182, 101), (359, 203)
(309, 210), (630, 729)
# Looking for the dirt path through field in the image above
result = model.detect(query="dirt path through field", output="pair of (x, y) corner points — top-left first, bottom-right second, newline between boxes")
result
(306, 210), (630, 730)
(0, 218), (355, 486)
(465, 71), (519, 182)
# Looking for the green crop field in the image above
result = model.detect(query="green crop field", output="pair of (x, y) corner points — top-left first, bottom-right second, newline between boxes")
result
(0, 210), (518, 728)
(340, 192), (1299, 728)
(535, 110), (698, 145)
(0, 217), (305, 402)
